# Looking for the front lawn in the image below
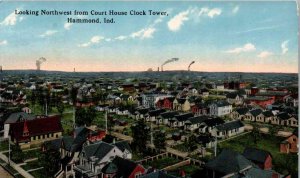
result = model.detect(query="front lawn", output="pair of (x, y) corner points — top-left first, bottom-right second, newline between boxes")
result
(21, 160), (41, 171)
(0, 141), (9, 151)
(22, 149), (42, 160)
(143, 157), (181, 170)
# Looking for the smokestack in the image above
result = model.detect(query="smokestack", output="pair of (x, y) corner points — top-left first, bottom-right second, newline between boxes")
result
(161, 58), (179, 72)
(36, 57), (46, 71)
(157, 67), (159, 72)
(74, 68), (76, 72)
(188, 61), (195, 71)
(0, 66), (2, 73)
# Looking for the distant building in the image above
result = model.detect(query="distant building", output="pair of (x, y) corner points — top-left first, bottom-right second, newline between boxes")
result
(280, 130), (298, 154)
(209, 101), (232, 116)
(9, 115), (63, 149)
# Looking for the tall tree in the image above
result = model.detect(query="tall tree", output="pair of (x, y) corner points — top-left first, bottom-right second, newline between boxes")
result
(153, 130), (166, 152)
(252, 124), (261, 144)
(131, 120), (150, 155)
(38, 149), (61, 177)
(11, 144), (24, 163)
(29, 90), (36, 113)
(185, 134), (198, 152)
(57, 102), (65, 116)
(75, 106), (97, 126)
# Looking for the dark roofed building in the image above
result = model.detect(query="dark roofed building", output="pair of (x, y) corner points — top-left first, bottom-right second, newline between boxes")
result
(109, 156), (145, 178)
(205, 149), (255, 177)
(9, 115), (63, 149)
(243, 147), (272, 170)
(214, 120), (244, 139)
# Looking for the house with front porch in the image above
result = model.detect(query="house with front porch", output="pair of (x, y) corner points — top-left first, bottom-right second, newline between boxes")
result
(74, 141), (129, 178)
(168, 113), (194, 128)
(245, 109), (263, 122)
(211, 120), (244, 139)
(156, 111), (179, 125)
(184, 116), (210, 131)
(230, 107), (249, 120)
(209, 101), (232, 116)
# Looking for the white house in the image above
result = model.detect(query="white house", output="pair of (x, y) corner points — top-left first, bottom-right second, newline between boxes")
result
(211, 120), (245, 139)
(209, 101), (232, 116)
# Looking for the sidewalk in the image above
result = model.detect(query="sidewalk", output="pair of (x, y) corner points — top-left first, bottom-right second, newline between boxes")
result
(0, 151), (34, 178)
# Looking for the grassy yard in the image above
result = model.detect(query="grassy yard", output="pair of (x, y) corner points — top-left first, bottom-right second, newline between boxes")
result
(22, 149), (42, 161)
(172, 143), (189, 152)
(219, 133), (298, 176)
(0, 141), (9, 151)
(143, 157), (181, 170)
(20, 160), (40, 170)
(61, 112), (74, 135)
(30, 168), (51, 178)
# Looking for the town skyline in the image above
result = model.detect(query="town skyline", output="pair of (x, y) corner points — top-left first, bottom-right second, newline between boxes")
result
(0, 1), (298, 73)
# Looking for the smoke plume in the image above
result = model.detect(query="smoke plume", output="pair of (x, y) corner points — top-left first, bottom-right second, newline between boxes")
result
(161, 58), (179, 71)
(36, 57), (46, 71)
(188, 61), (195, 71)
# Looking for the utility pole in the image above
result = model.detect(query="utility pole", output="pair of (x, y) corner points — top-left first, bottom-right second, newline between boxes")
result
(213, 135), (217, 178)
(8, 136), (10, 165)
(105, 111), (108, 133)
(150, 121), (153, 145)
(73, 106), (76, 128)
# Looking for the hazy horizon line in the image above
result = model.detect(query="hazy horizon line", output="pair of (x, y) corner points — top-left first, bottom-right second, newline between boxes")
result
(2, 69), (297, 74)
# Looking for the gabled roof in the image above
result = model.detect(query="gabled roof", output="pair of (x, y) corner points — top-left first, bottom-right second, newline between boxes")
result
(248, 109), (263, 117)
(216, 120), (244, 131)
(113, 141), (132, 153)
(112, 156), (141, 178)
(185, 116), (210, 125)
(160, 111), (179, 119)
(242, 147), (271, 164)
(231, 167), (273, 178)
(276, 112), (291, 120)
(173, 113), (194, 122)
(82, 141), (115, 163)
(10, 115), (63, 142)
(205, 149), (255, 175)
(149, 109), (166, 117)
(234, 108), (249, 115)
(136, 108), (149, 115)
(262, 111), (274, 117)
(5, 112), (35, 124)
(202, 117), (225, 127)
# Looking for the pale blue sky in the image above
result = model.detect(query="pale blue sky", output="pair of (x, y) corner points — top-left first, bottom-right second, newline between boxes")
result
(0, 1), (298, 73)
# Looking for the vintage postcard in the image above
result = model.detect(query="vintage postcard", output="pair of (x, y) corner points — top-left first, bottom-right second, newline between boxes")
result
(0, 1), (298, 178)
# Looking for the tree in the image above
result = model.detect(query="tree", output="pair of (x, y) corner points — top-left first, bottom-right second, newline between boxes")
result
(153, 130), (166, 152)
(131, 120), (150, 155)
(75, 106), (97, 126)
(29, 90), (36, 113)
(11, 144), (24, 163)
(252, 124), (261, 144)
(185, 134), (198, 152)
(38, 149), (61, 177)
(57, 102), (65, 116)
